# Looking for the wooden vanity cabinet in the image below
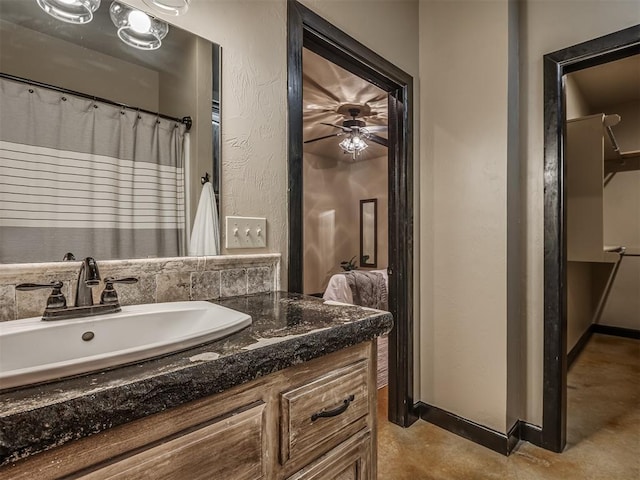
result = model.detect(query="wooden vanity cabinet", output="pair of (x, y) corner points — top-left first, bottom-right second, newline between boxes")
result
(1, 341), (378, 480)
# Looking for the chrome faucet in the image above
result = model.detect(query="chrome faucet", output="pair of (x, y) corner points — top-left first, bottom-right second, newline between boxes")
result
(75, 257), (101, 307)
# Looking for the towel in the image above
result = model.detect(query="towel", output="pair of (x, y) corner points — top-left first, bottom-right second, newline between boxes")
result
(189, 182), (220, 256)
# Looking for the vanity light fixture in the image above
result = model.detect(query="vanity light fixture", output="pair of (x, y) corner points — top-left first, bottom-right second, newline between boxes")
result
(142, 0), (190, 16)
(109, 1), (168, 51)
(36, 0), (101, 24)
(339, 130), (369, 159)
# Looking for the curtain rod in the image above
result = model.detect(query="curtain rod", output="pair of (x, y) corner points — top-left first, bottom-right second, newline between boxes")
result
(0, 72), (192, 131)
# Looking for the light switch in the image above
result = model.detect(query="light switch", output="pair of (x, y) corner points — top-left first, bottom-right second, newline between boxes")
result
(225, 216), (267, 249)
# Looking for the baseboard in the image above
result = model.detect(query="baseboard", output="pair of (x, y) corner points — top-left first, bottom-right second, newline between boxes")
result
(414, 402), (520, 456)
(568, 324), (594, 367)
(518, 421), (544, 448)
(592, 324), (640, 339)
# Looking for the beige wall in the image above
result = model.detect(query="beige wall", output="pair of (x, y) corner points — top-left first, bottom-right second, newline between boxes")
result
(419, 0), (511, 432)
(159, 36), (213, 228)
(122, 0), (419, 290)
(117, 0), (636, 435)
(602, 101), (640, 329)
(521, 0), (639, 425)
(565, 75), (590, 120)
(0, 20), (159, 110)
(303, 154), (388, 295)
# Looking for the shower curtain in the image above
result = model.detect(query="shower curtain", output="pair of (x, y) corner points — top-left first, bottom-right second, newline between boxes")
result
(0, 77), (187, 263)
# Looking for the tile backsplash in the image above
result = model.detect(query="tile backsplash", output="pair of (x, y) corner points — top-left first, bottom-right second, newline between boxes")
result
(0, 254), (280, 322)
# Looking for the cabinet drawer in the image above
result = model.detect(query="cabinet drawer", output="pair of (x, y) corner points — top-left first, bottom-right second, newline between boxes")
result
(80, 402), (265, 480)
(280, 360), (369, 465)
(286, 430), (371, 480)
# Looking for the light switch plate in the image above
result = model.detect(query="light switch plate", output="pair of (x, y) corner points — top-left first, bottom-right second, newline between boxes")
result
(225, 216), (267, 249)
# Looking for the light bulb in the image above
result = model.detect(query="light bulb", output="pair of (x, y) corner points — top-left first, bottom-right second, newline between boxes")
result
(128, 10), (152, 34)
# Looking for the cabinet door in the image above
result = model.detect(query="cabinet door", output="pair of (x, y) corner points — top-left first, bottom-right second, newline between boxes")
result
(286, 430), (371, 480)
(79, 402), (265, 480)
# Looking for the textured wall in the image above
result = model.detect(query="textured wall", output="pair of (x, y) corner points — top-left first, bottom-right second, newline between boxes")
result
(121, 0), (419, 293)
(419, 0), (510, 433)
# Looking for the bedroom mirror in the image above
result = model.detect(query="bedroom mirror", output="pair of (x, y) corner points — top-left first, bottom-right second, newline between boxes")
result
(360, 198), (377, 268)
(0, 0), (220, 263)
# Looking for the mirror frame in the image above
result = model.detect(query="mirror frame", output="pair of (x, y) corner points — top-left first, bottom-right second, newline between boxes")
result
(359, 198), (377, 268)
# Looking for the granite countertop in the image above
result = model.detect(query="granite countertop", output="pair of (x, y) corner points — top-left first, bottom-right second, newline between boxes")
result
(0, 292), (393, 466)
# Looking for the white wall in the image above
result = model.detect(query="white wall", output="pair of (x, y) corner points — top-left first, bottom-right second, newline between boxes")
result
(521, 0), (639, 425)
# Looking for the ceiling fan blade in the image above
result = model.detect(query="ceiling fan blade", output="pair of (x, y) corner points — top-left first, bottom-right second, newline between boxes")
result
(365, 125), (388, 132)
(368, 134), (388, 147)
(320, 122), (351, 132)
(304, 133), (342, 144)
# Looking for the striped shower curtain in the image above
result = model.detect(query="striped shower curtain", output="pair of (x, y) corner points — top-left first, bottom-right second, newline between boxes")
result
(0, 77), (187, 263)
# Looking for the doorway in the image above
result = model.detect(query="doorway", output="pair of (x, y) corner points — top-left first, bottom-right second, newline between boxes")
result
(287, 0), (415, 427)
(542, 25), (640, 452)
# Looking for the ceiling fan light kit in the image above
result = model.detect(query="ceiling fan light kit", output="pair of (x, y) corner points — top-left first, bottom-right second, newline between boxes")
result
(340, 131), (369, 159)
(304, 106), (388, 160)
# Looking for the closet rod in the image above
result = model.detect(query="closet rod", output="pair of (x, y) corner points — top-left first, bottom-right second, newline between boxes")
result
(0, 72), (192, 131)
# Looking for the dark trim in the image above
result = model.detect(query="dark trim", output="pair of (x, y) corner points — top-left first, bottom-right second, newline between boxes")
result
(592, 324), (640, 340)
(0, 72), (192, 130)
(287, 1), (305, 295)
(415, 402), (520, 456)
(519, 421), (544, 448)
(568, 323), (640, 368)
(568, 325), (594, 367)
(287, 0), (415, 427)
(543, 25), (640, 453)
(507, 420), (521, 454)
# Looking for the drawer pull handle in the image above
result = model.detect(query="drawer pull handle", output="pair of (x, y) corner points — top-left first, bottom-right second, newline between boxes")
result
(310, 395), (355, 422)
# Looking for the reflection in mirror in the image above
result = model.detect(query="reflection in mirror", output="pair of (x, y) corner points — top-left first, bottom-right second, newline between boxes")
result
(0, 0), (220, 263)
(360, 199), (377, 268)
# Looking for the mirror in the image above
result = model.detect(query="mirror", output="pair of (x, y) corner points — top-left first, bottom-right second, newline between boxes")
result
(360, 198), (377, 268)
(0, 0), (220, 263)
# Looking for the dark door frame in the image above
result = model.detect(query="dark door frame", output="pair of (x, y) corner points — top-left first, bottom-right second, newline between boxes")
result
(287, 0), (417, 427)
(542, 24), (640, 452)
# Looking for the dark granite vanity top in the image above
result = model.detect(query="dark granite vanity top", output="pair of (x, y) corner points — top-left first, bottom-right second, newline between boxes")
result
(0, 292), (392, 466)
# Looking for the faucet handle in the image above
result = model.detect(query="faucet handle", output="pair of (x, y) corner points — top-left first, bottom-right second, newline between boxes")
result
(100, 277), (138, 305)
(16, 281), (67, 309)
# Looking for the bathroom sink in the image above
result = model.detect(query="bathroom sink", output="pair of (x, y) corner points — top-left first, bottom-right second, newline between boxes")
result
(0, 301), (251, 390)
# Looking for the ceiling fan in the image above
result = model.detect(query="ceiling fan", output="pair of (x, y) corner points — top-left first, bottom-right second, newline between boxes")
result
(304, 105), (388, 159)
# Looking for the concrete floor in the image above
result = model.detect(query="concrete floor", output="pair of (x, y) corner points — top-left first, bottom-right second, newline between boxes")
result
(377, 334), (640, 479)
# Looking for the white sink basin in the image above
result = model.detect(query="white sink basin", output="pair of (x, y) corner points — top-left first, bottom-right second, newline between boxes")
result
(0, 301), (251, 390)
